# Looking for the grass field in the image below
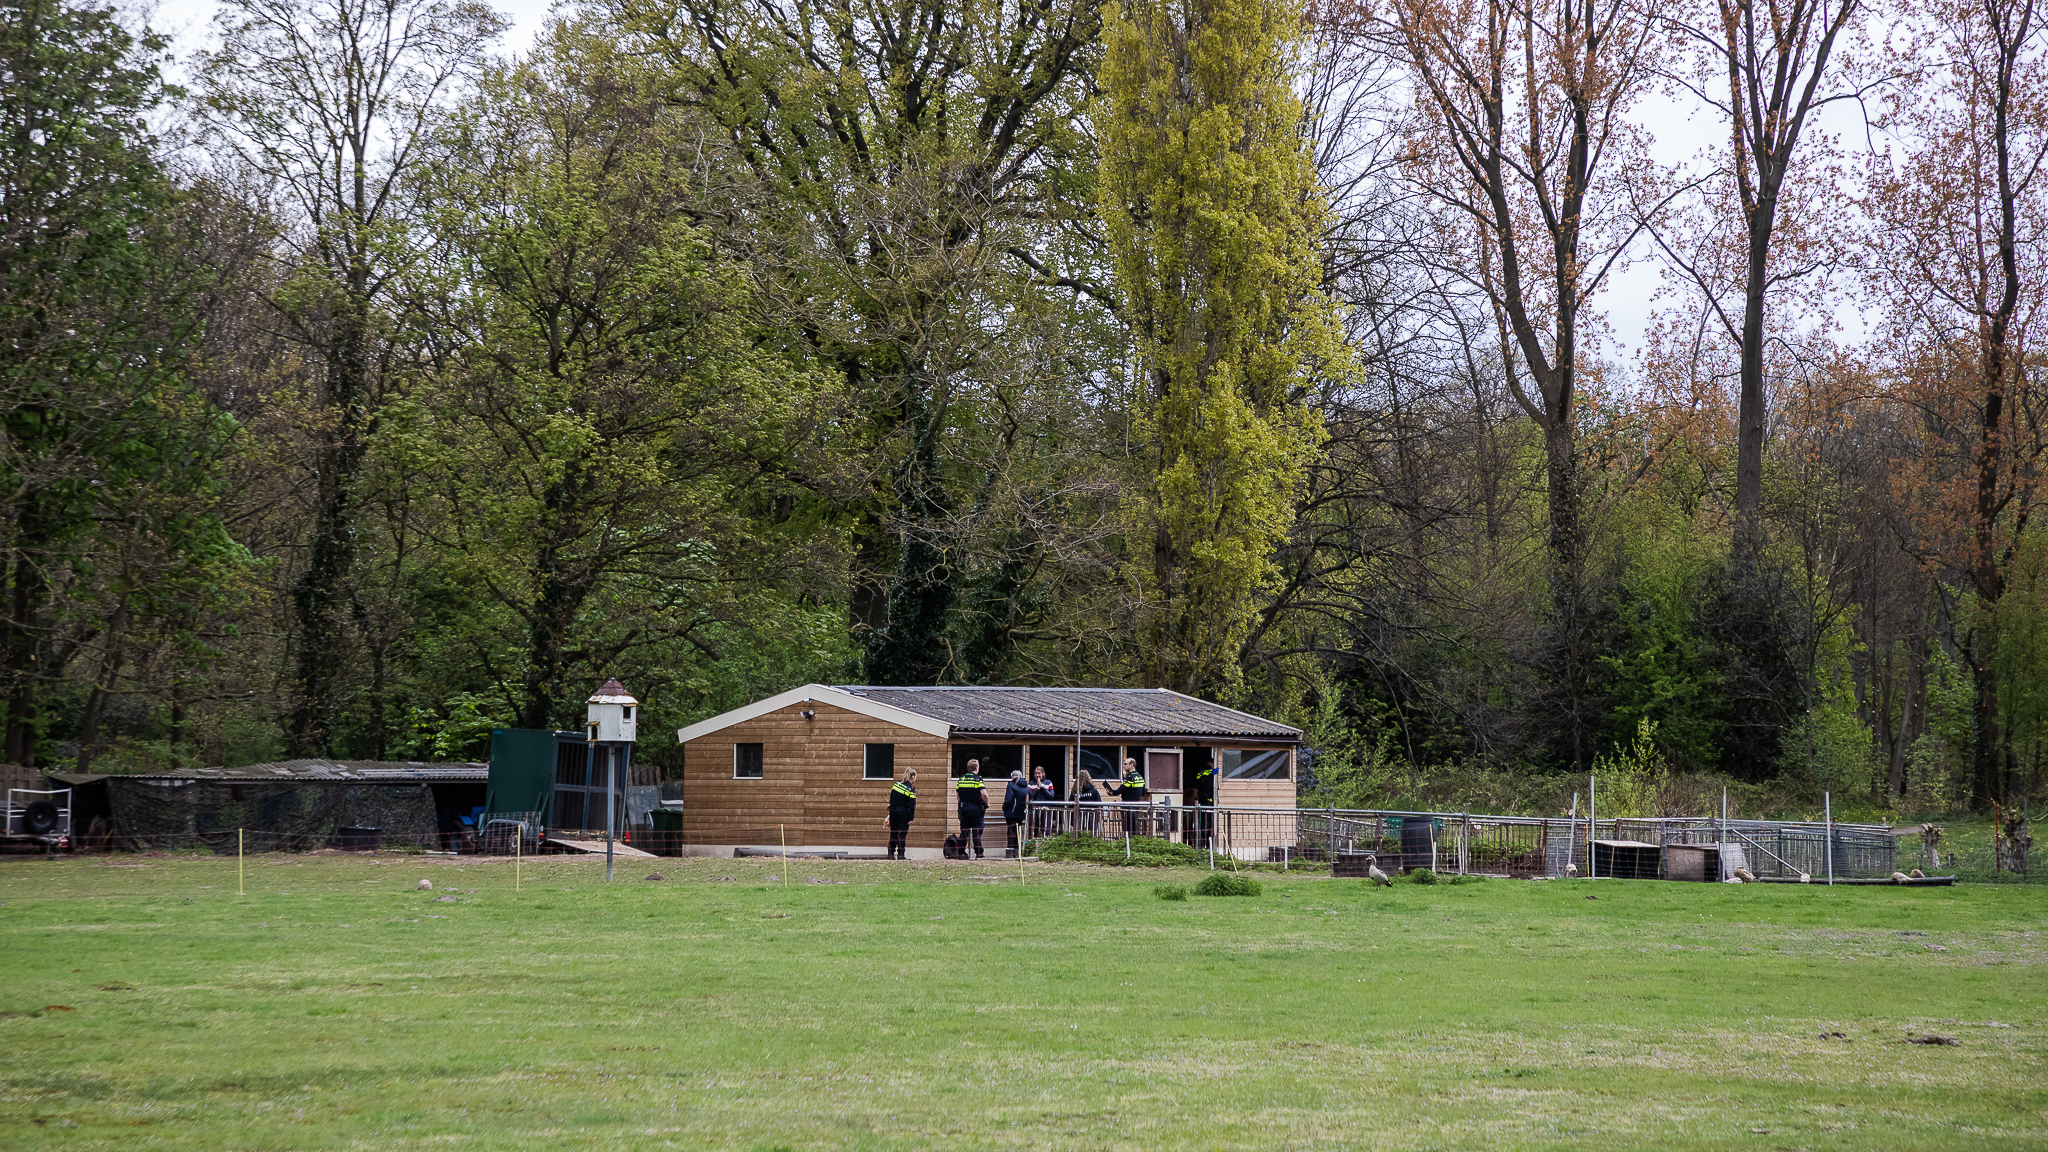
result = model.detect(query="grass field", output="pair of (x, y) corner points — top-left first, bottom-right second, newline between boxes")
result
(1, 853), (2044, 1150)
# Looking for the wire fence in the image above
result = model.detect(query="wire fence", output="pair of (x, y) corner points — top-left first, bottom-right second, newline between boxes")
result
(14, 798), (2037, 882)
(1023, 802), (1916, 880)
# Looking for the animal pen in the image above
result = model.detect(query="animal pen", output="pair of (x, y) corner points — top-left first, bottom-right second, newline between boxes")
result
(1028, 802), (1900, 881)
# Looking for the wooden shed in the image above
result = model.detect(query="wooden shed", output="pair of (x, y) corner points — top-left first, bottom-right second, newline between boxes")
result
(671, 684), (1301, 858)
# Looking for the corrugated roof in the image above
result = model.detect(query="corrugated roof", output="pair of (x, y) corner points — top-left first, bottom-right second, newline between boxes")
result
(65, 760), (487, 783)
(830, 686), (1299, 740)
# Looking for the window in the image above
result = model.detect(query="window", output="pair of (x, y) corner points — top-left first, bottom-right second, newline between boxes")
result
(1076, 745), (1124, 782)
(622, 706), (633, 721)
(1221, 749), (1290, 780)
(950, 744), (1022, 778)
(864, 743), (895, 780)
(733, 742), (764, 779)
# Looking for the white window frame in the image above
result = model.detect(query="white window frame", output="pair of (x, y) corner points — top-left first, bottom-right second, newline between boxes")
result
(863, 743), (896, 780)
(733, 742), (764, 779)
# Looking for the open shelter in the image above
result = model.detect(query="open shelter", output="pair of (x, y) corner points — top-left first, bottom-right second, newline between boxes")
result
(669, 684), (1301, 857)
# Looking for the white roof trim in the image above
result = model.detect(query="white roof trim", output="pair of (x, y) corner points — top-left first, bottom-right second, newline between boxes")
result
(675, 684), (952, 744)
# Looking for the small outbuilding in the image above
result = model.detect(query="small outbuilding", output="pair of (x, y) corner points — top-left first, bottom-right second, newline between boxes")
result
(671, 684), (1301, 858)
(47, 760), (488, 852)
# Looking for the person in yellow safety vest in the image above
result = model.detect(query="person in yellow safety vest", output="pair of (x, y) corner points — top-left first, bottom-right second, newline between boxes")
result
(1188, 754), (1215, 848)
(886, 769), (918, 859)
(955, 759), (989, 859)
(1116, 757), (1148, 837)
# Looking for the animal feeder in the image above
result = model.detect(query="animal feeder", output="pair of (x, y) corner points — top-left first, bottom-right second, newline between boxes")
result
(1591, 839), (1660, 880)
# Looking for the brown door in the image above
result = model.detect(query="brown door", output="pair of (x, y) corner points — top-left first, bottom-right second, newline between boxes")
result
(1146, 749), (1182, 792)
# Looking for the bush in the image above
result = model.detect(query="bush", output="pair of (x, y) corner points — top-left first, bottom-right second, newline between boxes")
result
(1447, 873), (1485, 885)
(1408, 868), (1439, 885)
(1034, 832), (1207, 868)
(1154, 884), (1188, 901)
(1195, 873), (1262, 897)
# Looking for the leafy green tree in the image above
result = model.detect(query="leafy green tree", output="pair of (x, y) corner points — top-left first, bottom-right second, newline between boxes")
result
(195, 0), (505, 755)
(596, 0), (1105, 685)
(1095, 0), (1336, 695)
(0, 0), (249, 767)
(393, 37), (842, 730)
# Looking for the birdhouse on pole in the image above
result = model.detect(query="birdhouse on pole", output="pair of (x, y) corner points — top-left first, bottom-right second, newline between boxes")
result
(587, 678), (639, 744)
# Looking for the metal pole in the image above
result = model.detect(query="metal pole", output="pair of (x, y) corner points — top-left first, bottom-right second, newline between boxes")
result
(606, 745), (616, 884)
(239, 828), (245, 895)
(1719, 788), (1728, 880)
(1824, 792), (1834, 886)
(1589, 775), (1597, 879)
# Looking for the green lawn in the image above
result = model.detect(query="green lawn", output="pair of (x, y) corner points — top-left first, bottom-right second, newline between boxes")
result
(1, 853), (2043, 1150)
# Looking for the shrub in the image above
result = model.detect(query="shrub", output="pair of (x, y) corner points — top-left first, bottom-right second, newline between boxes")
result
(1154, 884), (1188, 901)
(1034, 832), (1207, 868)
(1408, 868), (1439, 885)
(1447, 873), (1485, 885)
(1195, 873), (1262, 897)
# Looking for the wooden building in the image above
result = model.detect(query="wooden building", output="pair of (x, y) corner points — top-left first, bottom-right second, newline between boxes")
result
(671, 685), (1301, 857)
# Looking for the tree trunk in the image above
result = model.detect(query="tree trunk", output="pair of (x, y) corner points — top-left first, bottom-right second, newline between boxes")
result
(287, 307), (370, 756)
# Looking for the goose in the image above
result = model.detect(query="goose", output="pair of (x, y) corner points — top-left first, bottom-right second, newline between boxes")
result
(1366, 854), (1392, 888)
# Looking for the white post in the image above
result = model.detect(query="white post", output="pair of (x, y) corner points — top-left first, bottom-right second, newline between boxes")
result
(1824, 792), (1834, 886)
(1719, 788), (1728, 879)
(605, 744), (616, 884)
(1589, 775), (1597, 879)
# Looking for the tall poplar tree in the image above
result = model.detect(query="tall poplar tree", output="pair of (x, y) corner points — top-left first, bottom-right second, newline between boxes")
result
(1096, 0), (1335, 696)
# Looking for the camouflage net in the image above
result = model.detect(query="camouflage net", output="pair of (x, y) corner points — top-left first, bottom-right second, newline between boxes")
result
(109, 778), (439, 853)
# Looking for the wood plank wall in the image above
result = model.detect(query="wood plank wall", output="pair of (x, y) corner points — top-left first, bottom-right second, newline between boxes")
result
(681, 704), (1298, 852)
(681, 700), (948, 849)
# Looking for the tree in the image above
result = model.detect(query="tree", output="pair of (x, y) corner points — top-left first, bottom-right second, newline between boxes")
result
(1870, 0), (2048, 805)
(195, 0), (504, 755)
(0, 0), (240, 767)
(1097, 0), (1336, 695)
(1660, 0), (1862, 529)
(1357, 0), (1664, 768)
(400, 35), (840, 729)
(596, 0), (1103, 685)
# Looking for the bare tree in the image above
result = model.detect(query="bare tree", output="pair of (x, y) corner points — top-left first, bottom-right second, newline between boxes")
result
(1659, 0), (1864, 530)
(194, 0), (504, 755)
(1869, 0), (2048, 805)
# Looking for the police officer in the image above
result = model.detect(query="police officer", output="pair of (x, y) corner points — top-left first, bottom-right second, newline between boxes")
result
(1187, 751), (1216, 848)
(886, 768), (918, 859)
(1116, 757), (1148, 837)
(956, 759), (989, 859)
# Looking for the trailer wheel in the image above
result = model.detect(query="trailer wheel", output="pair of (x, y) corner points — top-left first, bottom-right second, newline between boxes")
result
(22, 800), (58, 835)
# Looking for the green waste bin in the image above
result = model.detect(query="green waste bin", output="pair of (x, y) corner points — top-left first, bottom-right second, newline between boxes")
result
(648, 808), (684, 856)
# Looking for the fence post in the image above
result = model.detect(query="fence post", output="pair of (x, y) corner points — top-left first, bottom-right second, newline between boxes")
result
(1589, 775), (1597, 879)
(1824, 793), (1834, 886)
(1327, 806), (1335, 863)
(238, 828), (245, 895)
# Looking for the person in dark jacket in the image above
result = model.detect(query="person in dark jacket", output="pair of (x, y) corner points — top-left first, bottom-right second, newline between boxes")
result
(956, 759), (989, 858)
(1188, 752), (1216, 848)
(1027, 765), (1057, 838)
(1002, 770), (1031, 858)
(886, 768), (918, 859)
(1116, 757), (1149, 836)
(1075, 769), (1102, 835)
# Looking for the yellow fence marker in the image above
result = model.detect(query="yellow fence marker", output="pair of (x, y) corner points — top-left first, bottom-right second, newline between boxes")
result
(238, 828), (245, 895)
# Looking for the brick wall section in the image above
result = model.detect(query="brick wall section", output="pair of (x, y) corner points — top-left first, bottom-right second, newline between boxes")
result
(681, 700), (948, 850)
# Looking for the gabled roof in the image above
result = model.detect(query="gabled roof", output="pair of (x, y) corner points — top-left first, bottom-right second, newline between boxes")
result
(675, 684), (1298, 744)
(675, 685), (950, 743)
(588, 678), (639, 705)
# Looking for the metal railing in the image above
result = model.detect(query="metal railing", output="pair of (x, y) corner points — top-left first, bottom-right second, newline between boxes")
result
(1022, 802), (1899, 879)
